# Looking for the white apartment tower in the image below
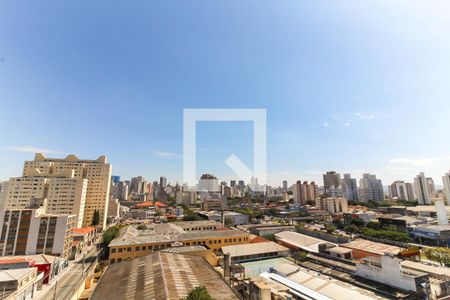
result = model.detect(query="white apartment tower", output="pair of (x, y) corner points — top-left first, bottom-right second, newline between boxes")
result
(22, 153), (112, 228)
(443, 171), (450, 205)
(359, 173), (384, 202)
(413, 173), (434, 205)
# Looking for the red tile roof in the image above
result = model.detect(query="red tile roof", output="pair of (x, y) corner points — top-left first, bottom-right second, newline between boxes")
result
(135, 201), (167, 208)
(73, 226), (96, 235)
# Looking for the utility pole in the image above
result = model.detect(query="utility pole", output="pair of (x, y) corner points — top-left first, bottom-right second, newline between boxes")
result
(53, 280), (58, 300)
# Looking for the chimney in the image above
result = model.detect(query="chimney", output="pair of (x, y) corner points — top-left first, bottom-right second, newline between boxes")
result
(223, 253), (231, 284)
(435, 200), (449, 226)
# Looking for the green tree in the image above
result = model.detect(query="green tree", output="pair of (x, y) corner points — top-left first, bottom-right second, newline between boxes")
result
(263, 234), (276, 242)
(91, 210), (100, 226)
(137, 224), (147, 230)
(183, 286), (214, 300)
(423, 247), (450, 266)
(325, 224), (336, 234)
(344, 225), (360, 234)
(367, 221), (381, 230)
(350, 218), (364, 227)
(294, 251), (308, 263)
(103, 226), (121, 246)
(224, 216), (234, 227)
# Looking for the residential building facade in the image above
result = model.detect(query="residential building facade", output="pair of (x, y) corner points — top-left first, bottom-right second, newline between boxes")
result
(0, 208), (75, 259)
(359, 173), (384, 202)
(413, 173), (434, 205)
(22, 153), (112, 228)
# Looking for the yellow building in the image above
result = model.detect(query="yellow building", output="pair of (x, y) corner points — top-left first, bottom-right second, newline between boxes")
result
(21, 153), (112, 228)
(108, 221), (250, 264)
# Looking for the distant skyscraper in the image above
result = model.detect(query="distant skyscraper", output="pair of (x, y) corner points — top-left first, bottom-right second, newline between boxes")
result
(160, 176), (167, 188)
(359, 173), (384, 202)
(282, 181), (288, 191)
(389, 181), (414, 200)
(238, 180), (245, 186)
(111, 175), (121, 184)
(443, 171), (450, 205)
(130, 176), (145, 194)
(323, 171), (341, 194)
(413, 172), (434, 205)
(230, 180), (236, 188)
(341, 174), (359, 201)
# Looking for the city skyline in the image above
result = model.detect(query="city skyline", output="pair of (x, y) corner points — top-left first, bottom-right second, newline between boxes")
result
(2, 1), (450, 186)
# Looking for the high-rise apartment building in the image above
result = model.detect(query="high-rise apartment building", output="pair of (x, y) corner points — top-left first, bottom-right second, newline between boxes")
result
(413, 173), (434, 205)
(0, 206), (75, 259)
(282, 181), (288, 191)
(443, 171), (450, 205)
(130, 176), (145, 194)
(293, 181), (318, 205)
(359, 173), (384, 202)
(323, 171), (341, 190)
(22, 153), (111, 228)
(159, 176), (167, 188)
(0, 182), (7, 211)
(389, 181), (415, 201)
(2, 169), (87, 228)
(341, 174), (359, 201)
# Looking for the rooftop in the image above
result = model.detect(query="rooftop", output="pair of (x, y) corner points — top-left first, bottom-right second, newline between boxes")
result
(341, 239), (403, 256)
(407, 205), (450, 213)
(73, 226), (96, 235)
(161, 246), (207, 253)
(402, 260), (450, 277)
(275, 231), (328, 247)
(221, 241), (289, 258)
(91, 252), (240, 300)
(109, 222), (247, 247)
(265, 263), (389, 300)
(0, 254), (58, 266)
(413, 224), (450, 232)
(0, 268), (35, 282)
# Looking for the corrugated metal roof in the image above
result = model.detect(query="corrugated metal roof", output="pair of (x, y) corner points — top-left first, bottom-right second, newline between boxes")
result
(91, 252), (240, 300)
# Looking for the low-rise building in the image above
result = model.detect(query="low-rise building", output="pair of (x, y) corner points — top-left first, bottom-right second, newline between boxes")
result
(0, 255), (63, 285)
(377, 214), (425, 231)
(0, 208), (75, 259)
(341, 239), (403, 259)
(250, 225), (295, 237)
(221, 241), (289, 263)
(91, 252), (241, 300)
(108, 221), (249, 263)
(198, 211), (250, 226)
(411, 224), (450, 247)
(274, 231), (333, 253)
(356, 255), (429, 292)
(344, 210), (378, 224)
(71, 227), (97, 259)
(251, 263), (392, 300)
(0, 268), (37, 300)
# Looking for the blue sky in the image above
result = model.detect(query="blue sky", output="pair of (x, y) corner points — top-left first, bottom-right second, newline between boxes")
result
(1, 1), (450, 186)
